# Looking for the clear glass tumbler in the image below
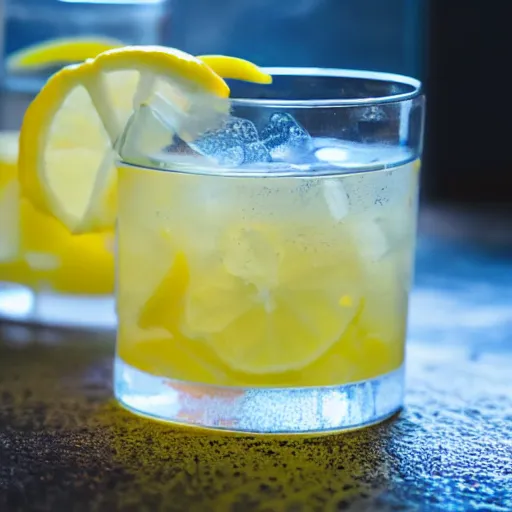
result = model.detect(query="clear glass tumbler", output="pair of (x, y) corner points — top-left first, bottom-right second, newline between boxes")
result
(114, 68), (424, 433)
(0, 0), (171, 328)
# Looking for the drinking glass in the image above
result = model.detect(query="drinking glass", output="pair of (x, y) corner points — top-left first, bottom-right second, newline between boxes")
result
(114, 68), (424, 433)
(0, 0), (171, 328)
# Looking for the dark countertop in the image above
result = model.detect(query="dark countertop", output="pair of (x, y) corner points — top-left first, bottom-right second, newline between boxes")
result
(1, 209), (511, 512)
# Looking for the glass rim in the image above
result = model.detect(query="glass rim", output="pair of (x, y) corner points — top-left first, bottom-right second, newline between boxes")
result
(230, 67), (423, 108)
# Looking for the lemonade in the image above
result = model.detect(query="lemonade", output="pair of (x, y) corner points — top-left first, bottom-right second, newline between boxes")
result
(0, 79), (115, 324)
(112, 65), (423, 432)
(116, 158), (419, 389)
(14, 45), (424, 432)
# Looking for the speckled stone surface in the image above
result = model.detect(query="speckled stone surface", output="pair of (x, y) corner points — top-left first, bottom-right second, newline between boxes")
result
(1, 233), (511, 512)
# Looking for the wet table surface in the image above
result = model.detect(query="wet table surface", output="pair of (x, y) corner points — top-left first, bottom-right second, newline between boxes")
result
(1, 210), (511, 512)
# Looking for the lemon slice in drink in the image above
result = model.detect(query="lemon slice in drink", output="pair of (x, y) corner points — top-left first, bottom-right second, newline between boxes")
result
(187, 225), (362, 374)
(18, 46), (271, 233)
(143, 222), (363, 375)
(6, 36), (125, 71)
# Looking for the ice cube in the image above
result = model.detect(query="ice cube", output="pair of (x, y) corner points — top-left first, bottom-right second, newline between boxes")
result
(323, 179), (349, 221)
(244, 141), (272, 164)
(357, 106), (389, 141)
(223, 116), (259, 143)
(117, 104), (175, 161)
(191, 131), (245, 166)
(190, 116), (271, 166)
(222, 226), (280, 288)
(260, 113), (311, 161)
(350, 217), (389, 262)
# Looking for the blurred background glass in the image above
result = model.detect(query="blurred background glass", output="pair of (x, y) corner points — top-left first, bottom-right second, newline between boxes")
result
(0, 0), (171, 328)
(2, 0), (172, 128)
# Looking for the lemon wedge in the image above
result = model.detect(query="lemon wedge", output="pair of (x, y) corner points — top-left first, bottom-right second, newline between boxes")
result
(18, 46), (271, 234)
(6, 36), (124, 71)
(186, 225), (362, 374)
(141, 222), (362, 375)
(139, 251), (190, 332)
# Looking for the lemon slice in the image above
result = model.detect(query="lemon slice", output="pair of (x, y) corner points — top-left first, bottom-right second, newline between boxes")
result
(18, 46), (271, 234)
(6, 36), (124, 71)
(139, 251), (190, 332)
(142, 222), (362, 375)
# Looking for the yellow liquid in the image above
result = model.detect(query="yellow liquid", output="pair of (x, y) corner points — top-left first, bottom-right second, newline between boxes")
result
(117, 160), (419, 388)
(0, 131), (114, 296)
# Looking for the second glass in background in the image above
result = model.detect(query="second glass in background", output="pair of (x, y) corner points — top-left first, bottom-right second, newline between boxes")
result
(0, 0), (171, 328)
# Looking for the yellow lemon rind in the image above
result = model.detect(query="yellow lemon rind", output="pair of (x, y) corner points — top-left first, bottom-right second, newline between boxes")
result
(19, 47), (231, 233)
(6, 36), (125, 71)
(198, 55), (272, 85)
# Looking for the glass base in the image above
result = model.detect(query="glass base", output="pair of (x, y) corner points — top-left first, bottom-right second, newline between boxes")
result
(0, 282), (115, 330)
(114, 357), (404, 434)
